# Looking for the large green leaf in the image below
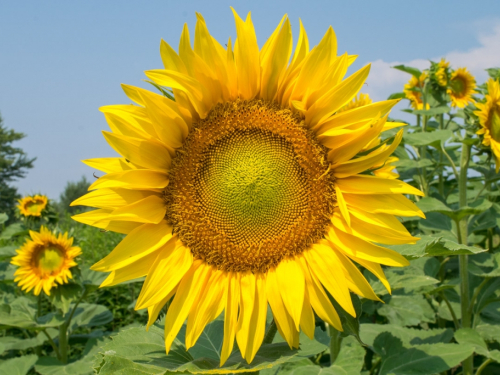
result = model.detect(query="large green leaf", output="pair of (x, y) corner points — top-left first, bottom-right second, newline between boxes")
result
(0, 329), (57, 353)
(330, 336), (365, 375)
(328, 294), (362, 342)
(0, 297), (64, 329)
(36, 337), (107, 375)
(0, 261), (16, 282)
(373, 333), (474, 375)
(0, 213), (8, 224)
(0, 245), (17, 259)
(404, 130), (452, 148)
(377, 295), (435, 326)
(393, 159), (433, 170)
(412, 106), (450, 116)
(68, 303), (113, 332)
(80, 266), (108, 291)
(388, 234), (486, 259)
(455, 329), (500, 363)
(96, 320), (328, 374)
(0, 223), (27, 241)
(0, 354), (38, 375)
(469, 253), (500, 277)
(416, 197), (492, 221)
(360, 324), (453, 347)
(476, 324), (500, 344)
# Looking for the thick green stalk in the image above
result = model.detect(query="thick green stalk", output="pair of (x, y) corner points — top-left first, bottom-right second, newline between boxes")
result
(438, 114), (445, 196)
(328, 324), (343, 366)
(458, 143), (472, 375)
(58, 325), (68, 363)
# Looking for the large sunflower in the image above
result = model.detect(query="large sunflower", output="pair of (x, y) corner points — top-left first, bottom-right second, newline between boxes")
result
(404, 72), (428, 110)
(11, 227), (81, 295)
(475, 78), (500, 172)
(448, 67), (476, 108)
(17, 194), (48, 217)
(73, 10), (423, 365)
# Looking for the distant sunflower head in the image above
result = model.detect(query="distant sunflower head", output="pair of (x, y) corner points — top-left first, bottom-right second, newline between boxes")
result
(448, 67), (476, 108)
(17, 195), (48, 217)
(404, 72), (428, 110)
(11, 227), (81, 296)
(73, 9), (423, 367)
(435, 58), (450, 87)
(475, 78), (500, 172)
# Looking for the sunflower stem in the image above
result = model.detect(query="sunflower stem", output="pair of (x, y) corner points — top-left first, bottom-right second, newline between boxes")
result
(263, 319), (277, 345)
(458, 142), (473, 375)
(438, 114), (445, 196)
(328, 324), (342, 366)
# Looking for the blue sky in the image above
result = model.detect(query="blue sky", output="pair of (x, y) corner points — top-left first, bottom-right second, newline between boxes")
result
(1, 0), (500, 199)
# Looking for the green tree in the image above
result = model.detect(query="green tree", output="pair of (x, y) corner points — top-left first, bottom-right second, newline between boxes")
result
(58, 175), (91, 214)
(0, 112), (35, 220)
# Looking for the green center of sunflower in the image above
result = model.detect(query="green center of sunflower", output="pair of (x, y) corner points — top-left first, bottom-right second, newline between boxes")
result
(25, 199), (44, 215)
(451, 76), (466, 96)
(165, 100), (335, 273)
(34, 247), (64, 275)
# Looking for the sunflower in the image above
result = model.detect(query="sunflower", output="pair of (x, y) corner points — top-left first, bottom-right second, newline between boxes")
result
(72, 10), (423, 366)
(448, 67), (476, 108)
(11, 227), (81, 296)
(404, 72), (428, 110)
(475, 78), (500, 172)
(338, 93), (372, 113)
(17, 195), (48, 217)
(435, 58), (449, 87)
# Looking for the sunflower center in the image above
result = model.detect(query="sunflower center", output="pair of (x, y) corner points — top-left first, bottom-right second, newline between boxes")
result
(34, 246), (64, 275)
(26, 199), (44, 214)
(451, 77), (466, 96)
(165, 100), (335, 273)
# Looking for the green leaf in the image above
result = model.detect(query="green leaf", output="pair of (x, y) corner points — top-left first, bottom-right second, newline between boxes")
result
(476, 324), (500, 344)
(377, 295), (435, 326)
(0, 297), (63, 329)
(479, 301), (500, 325)
(328, 294), (362, 342)
(403, 130), (452, 148)
(0, 330), (56, 352)
(412, 106), (450, 116)
(419, 212), (452, 232)
(416, 197), (492, 221)
(469, 253), (500, 277)
(360, 324), (453, 347)
(389, 234), (486, 259)
(0, 261), (16, 282)
(80, 266), (108, 291)
(438, 300), (461, 321)
(47, 283), (82, 314)
(455, 328), (489, 356)
(0, 245), (17, 259)
(416, 197), (452, 214)
(393, 159), (433, 170)
(97, 320), (327, 374)
(68, 303), (113, 332)
(387, 92), (406, 100)
(393, 65), (422, 78)
(0, 354), (38, 375)
(0, 223), (27, 241)
(330, 336), (365, 375)
(36, 337), (106, 375)
(0, 213), (8, 224)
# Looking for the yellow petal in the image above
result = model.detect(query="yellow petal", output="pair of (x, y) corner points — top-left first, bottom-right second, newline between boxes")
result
(344, 193), (425, 218)
(266, 268), (297, 348)
(328, 226), (409, 267)
(335, 175), (424, 196)
(220, 272), (240, 366)
(304, 244), (355, 317)
(91, 221), (173, 272)
(300, 291), (315, 340)
(89, 170), (168, 190)
(306, 64), (371, 127)
(185, 269), (226, 349)
(298, 256), (342, 330)
(146, 285), (178, 329)
(312, 99), (399, 134)
(335, 186), (350, 227)
(100, 246), (161, 287)
(136, 241), (193, 310)
(231, 8), (260, 100)
(71, 188), (159, 210)
(346, 255), (391, 294)
(102, 131), (171, 172)
(260, 16), (292, 101)
(164, 260), (211, 352)
(82, 157), (135, 174)
(160, 39), (187, 73)
(332, 248), (381, 301)
(332, 129), (403, 178)
(275, 258), (304, 331)
(94, 195), (166, 225)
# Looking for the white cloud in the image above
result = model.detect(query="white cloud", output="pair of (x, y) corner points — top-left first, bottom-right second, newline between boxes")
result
(364, 21), (500, 102)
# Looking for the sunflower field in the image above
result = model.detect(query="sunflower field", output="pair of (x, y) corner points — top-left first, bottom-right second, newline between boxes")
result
(1, 10), (500, 375)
